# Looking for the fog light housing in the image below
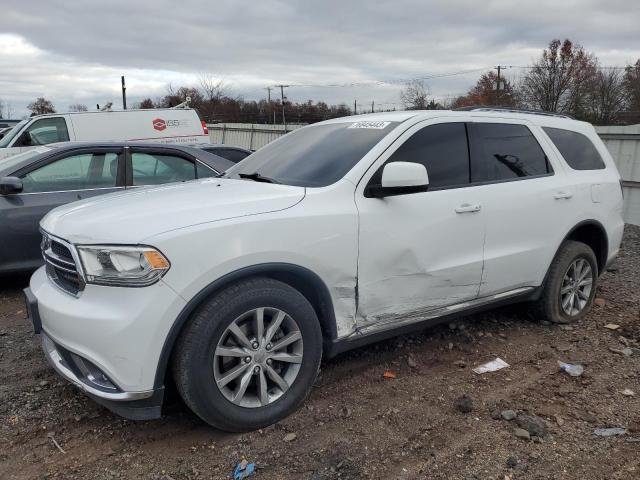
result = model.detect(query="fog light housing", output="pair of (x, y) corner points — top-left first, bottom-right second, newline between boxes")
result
(69, 352), (118, 391)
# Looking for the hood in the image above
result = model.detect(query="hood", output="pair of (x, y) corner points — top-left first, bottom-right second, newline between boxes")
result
(41, 178), (305, 244)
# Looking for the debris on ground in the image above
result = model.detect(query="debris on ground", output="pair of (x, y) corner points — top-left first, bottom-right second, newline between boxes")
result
(454, 394), (473, 413)
(501, 410), (517, 421)
(593, 298), (606, 307)
(406, 355), (417, 368)
(382, 370), (397, 379)
(47, 432), (66, 454)
(620, 389), (635, 397)
(233, 460), (256, 480)
(283, 433), (297, 442)
(558, 361), (584, 377)
(506, 456), (518, 468)
(593, 427), (627, 437)
(516, 415), (547, 438)
(472, 357), (509, 374)
(513, 428), (531, 440)
(609, 346), (634, 357)
(604, 323), (620, 330)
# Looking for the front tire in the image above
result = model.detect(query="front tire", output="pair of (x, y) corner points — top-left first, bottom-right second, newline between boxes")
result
(172, 277), (322, 432)
(533, 240), (598, 324)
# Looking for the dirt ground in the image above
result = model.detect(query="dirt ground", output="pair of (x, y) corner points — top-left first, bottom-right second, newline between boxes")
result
(1, 226), (639, 480)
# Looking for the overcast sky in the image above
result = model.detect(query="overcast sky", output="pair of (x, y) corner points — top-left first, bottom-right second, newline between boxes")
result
(1, 0), (639, 117)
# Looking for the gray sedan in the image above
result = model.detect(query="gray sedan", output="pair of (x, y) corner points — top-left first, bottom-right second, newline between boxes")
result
(0, 142), (233, 274)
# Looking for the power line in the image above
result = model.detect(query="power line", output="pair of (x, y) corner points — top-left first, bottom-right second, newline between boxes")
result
(271, 67), (491, 89)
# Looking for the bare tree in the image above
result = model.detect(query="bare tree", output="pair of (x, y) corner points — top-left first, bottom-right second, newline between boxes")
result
(624, 60), (640, 114)
(520, 39), (598, 115)
(5, 102), (15, 119)
(584, 69), (628, 124)
(68, 103), (88, 112)
(400, 80), (430, 110)
(137, 98), (155, 109)
(27, 97), (56, 116)
(0, 98), (5, 118)
(199, 73), (227, 102)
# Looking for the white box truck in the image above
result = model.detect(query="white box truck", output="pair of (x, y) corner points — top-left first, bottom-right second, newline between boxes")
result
(0, 108), (209, 160)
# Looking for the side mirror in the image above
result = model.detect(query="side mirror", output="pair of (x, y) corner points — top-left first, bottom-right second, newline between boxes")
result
(367, 162), (429, 198)
(0, 177), (23, 195)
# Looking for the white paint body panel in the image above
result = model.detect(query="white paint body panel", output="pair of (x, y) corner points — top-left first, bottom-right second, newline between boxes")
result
(30, 110), (625, 396)
(0, 109), (208, 160)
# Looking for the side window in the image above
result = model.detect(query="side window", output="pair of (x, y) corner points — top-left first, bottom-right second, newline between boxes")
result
(469, 123), (551, 183)
(542, 127), (605, 170)
(196, 162), (218, 179)
(372, 122), (469, 190)
(131, 152), (196, 186)
(15, 118), (70, 147)
(21, 152), (119, 193)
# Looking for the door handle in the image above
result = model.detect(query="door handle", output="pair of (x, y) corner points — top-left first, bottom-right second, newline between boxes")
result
(455, 203), (481, 214)
(554, 191), (573, 200)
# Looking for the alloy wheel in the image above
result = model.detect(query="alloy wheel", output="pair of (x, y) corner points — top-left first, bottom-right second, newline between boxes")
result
(213, 307), (304, 408)
(560, 258), (593, 316)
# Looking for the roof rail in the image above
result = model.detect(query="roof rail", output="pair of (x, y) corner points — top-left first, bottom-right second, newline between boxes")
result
(454, 106), (573, 119)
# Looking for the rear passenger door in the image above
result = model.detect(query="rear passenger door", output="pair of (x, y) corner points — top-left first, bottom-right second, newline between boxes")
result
(467, 119), (572, 296)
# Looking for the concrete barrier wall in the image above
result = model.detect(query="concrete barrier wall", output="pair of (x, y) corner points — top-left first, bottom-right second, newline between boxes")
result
(596, 125), (640, 226)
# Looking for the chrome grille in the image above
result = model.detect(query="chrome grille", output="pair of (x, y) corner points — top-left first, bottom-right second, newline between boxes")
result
(42, 233), (84, 296)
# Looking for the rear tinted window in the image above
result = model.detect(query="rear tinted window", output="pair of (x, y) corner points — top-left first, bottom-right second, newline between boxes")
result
(211, 148), (250, 163)
(543, 127), (605, 170)
(372, 123), (469, 189)
(469, 123), (550, 182)
(226, 122), (398, 187)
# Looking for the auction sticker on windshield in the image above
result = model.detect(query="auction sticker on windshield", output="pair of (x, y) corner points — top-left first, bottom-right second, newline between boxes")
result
(348, 121), (391, 129)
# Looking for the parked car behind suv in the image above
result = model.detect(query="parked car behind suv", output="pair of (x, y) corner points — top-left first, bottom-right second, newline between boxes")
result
(26, 108), (624, 431)
(0, 142), (232, 274)
(191, 143), (252, 163)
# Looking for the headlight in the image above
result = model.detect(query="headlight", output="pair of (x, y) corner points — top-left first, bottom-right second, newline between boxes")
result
(76, 245), (170, 287)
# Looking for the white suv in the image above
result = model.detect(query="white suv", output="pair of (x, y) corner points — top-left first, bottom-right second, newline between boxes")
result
(25, 108), (624, 431)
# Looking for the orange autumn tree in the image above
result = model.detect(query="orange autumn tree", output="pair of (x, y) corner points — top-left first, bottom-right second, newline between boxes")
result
(451, 71), (518, 108)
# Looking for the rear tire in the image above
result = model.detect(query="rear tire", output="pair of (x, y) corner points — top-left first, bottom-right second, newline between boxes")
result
(532, 240), (598, 324)
(172, 277), (322, 432)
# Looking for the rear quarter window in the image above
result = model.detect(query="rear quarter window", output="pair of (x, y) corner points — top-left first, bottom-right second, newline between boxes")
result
(542, 127), (605, 170)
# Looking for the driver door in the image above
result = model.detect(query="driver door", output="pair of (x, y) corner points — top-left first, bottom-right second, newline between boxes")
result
(354, 120), (485, 331)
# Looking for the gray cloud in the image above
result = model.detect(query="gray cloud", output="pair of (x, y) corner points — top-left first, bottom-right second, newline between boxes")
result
(1, 0), (639, 116)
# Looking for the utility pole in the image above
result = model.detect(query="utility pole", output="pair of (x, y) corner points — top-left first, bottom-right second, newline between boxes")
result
(494, 66), (510, 105)
(276, 85), (289, 129)
(121, 76), (127, 110)
(265, 87), (272, 124)
(354, 99), (357, 115)
(371, 101), (374, 113)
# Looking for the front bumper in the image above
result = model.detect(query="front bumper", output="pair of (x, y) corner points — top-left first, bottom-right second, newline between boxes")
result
(39, 331), (164, 420)
(27, 266), (187, 418)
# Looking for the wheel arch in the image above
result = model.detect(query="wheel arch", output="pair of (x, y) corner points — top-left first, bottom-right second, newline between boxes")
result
(562, 219), (609, 274)
(153, 263), (338, 389)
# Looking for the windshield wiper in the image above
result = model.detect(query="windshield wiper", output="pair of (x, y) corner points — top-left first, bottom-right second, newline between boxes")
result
(238, 172), (280, 184)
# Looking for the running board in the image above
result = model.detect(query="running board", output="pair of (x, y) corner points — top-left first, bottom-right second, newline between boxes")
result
(347, 286), (535, 339)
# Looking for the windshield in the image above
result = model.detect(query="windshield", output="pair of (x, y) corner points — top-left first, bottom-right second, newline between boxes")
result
(0, 146), (52, 173)
(225, 121), (398, 187)
(0, 119), (28, 148)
